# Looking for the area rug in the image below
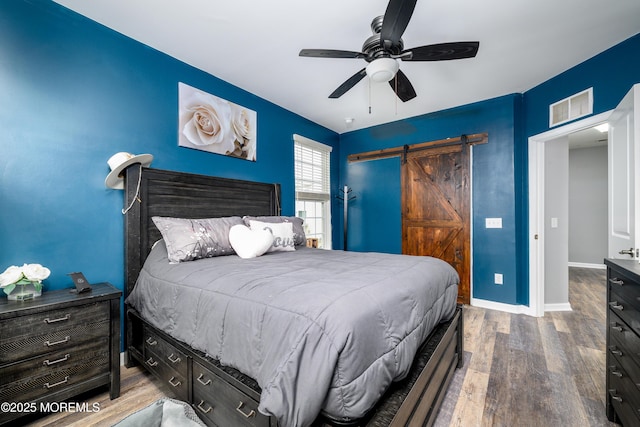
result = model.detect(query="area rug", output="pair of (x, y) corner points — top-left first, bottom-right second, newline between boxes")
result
(112, 398), (206, 427)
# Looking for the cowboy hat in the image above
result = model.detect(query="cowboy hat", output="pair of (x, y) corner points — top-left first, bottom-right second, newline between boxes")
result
(105, 152), (153, 189)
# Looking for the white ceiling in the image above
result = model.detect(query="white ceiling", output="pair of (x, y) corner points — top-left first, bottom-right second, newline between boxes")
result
(52, 0), (640, 134)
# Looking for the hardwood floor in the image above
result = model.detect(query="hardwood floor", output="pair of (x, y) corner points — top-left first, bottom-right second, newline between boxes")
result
(24, 267), (616, 427)
(436, 267), (617, 427)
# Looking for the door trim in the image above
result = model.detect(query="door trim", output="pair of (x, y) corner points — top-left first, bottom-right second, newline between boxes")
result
(528, 111), (612, 317)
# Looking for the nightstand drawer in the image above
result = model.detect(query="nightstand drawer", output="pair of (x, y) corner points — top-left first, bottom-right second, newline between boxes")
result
(0, 338), (109, 403)
(0, 302), (110, 364)
(193, 361), (268, 427)
(144, 327), (188, 377)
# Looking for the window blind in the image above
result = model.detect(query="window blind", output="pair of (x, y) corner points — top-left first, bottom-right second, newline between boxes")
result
(294, 134), (331, 200)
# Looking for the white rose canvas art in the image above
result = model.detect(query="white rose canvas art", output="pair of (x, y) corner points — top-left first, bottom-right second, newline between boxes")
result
(178, 82), (257, 161)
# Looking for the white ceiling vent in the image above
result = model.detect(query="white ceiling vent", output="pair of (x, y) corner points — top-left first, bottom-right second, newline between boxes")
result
(549, 88), (593, 127)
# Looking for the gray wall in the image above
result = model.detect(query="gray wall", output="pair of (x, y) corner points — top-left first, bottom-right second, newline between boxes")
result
(568, 145), (608, 265)
(545, 137), (569, 306)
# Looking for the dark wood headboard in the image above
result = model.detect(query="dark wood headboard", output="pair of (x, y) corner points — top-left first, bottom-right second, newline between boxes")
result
(123, 166), (281, 298)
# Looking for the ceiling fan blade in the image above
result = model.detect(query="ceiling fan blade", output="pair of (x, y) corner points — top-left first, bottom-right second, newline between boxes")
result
(402, 42), (479, 61)
(329, 68), (367, 98)
(389, 69), (416, 102)
(380, 0), (418, 50)
(299, 49), (366, 59)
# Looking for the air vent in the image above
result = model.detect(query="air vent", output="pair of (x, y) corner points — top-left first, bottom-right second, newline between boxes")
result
(549, 88), (593, 127)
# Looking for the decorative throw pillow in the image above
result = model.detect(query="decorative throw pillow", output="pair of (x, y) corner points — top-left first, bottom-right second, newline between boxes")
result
(249, 220), (296, 252)
(228, 224), (274, 259)
(152, 216), (243, 263)
(242, 216), (306, 246)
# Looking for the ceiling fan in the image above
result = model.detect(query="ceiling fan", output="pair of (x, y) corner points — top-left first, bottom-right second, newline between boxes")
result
(299, 0), (479, 102)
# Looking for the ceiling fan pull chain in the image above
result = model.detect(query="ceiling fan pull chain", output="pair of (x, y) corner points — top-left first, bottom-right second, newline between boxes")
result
(369, 78), (372, 114)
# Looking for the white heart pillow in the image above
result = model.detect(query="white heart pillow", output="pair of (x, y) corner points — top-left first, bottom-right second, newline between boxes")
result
(229, 224), (274, 259)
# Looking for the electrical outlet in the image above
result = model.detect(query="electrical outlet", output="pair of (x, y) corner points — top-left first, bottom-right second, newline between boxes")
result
(494, 273), (503, 285)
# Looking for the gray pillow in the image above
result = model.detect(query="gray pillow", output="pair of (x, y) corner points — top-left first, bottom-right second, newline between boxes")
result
(152, 216), (243, 263)
(242, 215), (306, 246)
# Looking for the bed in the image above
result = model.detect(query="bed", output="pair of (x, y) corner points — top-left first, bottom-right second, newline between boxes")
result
(123, 166), (464, 427)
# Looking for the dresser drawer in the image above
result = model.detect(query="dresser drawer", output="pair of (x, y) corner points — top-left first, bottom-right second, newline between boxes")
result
(609, 310), (640, 381)
(609, 359), (640, 426)
(0, 302), (109, 364)
(608, 270), (640, 312)
(193, 361), (268, 427)
(0, 338), (110, 403)
(144, 327), (188, 377)
(609, 287), (640, 336)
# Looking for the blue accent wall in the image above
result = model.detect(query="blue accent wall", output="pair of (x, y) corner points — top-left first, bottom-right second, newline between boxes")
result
(0, 0), (339, 300)
(343, 157), (402, 253)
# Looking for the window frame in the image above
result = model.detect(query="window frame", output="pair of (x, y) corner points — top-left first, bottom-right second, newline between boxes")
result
(293, 134), (332, 249)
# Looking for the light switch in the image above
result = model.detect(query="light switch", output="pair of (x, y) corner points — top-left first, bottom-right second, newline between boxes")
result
(551, 217), (558, 228)
(486, 218), (502, 228)
(494, 273), (503, 285)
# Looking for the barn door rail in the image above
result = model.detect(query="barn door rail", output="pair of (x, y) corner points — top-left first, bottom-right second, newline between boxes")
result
(347, 132), (488, 164)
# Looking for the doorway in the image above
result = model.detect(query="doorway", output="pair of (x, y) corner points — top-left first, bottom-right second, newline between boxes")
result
(528, 112), (612, 317)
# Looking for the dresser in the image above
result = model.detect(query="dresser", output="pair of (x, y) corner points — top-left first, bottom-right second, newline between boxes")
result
(605, 259), (640, 426)
(0, 283), (121, 425)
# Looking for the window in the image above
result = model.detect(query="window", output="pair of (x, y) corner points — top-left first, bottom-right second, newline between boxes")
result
(294, 134), (332, 248)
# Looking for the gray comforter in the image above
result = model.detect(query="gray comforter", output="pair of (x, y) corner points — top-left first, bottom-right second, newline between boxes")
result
(126, 242), (458, 427)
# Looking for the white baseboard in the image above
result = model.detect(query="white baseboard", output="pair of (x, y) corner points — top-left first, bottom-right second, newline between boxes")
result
(544, 302), (573, 312)
(568, 262), (606, 269)
(470, 298), (538, 316)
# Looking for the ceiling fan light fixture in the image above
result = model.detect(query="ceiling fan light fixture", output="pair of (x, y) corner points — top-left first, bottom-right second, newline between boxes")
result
(366, 58), (399, 82)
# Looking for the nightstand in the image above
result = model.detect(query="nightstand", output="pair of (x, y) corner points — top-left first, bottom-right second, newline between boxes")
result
(0, 282), (121, 425)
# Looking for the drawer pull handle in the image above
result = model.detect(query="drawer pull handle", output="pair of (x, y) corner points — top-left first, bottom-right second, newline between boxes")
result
(609, 390), (623, 403)
(43, 354), (70, 366)
(44, 336), (70, 347)
(167, 353), (181, 364)
(236, 402), (256, 418)
(197, 400), (212, 414)
(146, 338), (158, 346)
(609, 301), (624, 311)
(146, 357), (158, 367)
(168, 376), (181, 387)
(43, 314), (71, 324)
(44, 376), (69, 389)
(610, 369), (623, 378)
(611, 323), (624, 332)
(609, 346), (623, 357)
(196, 373), (211, 386)
(609, 278), (624, 286)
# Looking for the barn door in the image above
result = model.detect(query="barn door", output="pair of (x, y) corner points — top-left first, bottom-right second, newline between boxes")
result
(401, 143), (471, 304)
